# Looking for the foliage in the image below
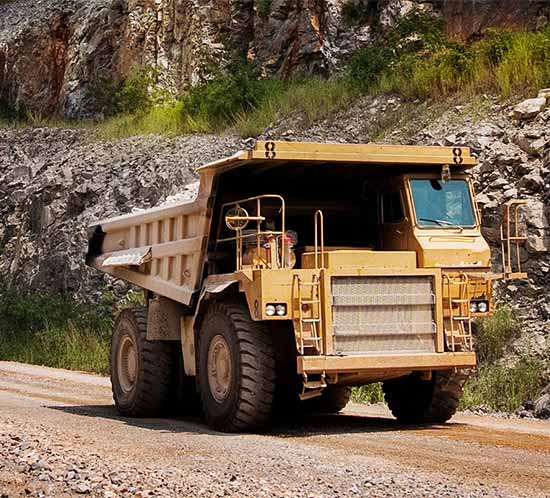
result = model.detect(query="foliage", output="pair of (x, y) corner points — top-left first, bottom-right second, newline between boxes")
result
(348, 10), (550, 99)
(461, 359), (545, 412)
(0, 286), (144, 374)
(255, 0), (272, 18)
(342, 1), (372, 28)
(180, 66), (284, 130)
(98, 71), (356, 139)
(89, 66), (166, 118)
(473, 306), (518, 364)
(352, 383), (384, 404)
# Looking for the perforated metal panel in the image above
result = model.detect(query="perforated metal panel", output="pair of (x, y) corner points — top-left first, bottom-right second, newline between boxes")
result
(331, 276), (436, 355)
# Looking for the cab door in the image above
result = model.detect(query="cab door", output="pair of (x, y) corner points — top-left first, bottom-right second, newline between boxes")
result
(379, 190), (409, 251)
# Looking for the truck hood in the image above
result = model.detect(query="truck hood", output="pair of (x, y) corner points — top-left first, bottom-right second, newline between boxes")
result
(415, 233), (491, 269)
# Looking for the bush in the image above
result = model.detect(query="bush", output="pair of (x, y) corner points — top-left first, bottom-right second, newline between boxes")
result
(474, 306), (518, 364)
(349, 10), (550, 100)
(255, 0), (272, 18)
(342, 1), (372, 27)
(461, 359), (545, 412)
(352, 383), (384, 403)
(0, 287), (130, 374)
(349, 45), (393, 91)
(181, 67), (283, 130)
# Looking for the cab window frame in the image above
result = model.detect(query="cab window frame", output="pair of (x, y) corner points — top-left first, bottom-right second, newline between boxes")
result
(381, 190), (406, 225)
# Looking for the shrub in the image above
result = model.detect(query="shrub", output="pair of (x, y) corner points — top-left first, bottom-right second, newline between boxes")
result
(0, 287), (116, 374)
(461, 359), (545, 412)
(255, 0), (272, 18)
(352, 383), (384, 403)
(474, 306), (518, 364)
(115, 66), (162, 114)
(181, 66), (283, 130)
(348, 45), (393, 91)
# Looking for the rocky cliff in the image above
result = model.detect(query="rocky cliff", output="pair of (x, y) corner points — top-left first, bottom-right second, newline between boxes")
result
(1, 0), (549, 118)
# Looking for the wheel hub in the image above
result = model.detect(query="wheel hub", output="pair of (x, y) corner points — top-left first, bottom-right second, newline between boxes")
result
(118, 334), (137, 393)
(207, 335), (233, 403)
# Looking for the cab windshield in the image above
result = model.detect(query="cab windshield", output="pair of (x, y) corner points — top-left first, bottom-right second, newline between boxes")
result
(410, 179), (476, 228)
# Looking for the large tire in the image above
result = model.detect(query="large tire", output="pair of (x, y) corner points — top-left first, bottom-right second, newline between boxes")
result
(304, 385), (352, 414)
(383, 369), (471, 424)
(197, 300), (275, 432)
(110, 307), (177, 417)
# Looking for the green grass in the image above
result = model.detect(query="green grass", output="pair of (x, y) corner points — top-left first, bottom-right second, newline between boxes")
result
(352, 383), (384, 404)
(0, 325), (110, 374)
(461, 359), (545, 412)
(474, 306), (518, 364)
(0, 287), (144, 374)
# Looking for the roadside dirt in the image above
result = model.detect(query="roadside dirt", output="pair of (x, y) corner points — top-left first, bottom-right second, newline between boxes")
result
(1, 361), (549, 498)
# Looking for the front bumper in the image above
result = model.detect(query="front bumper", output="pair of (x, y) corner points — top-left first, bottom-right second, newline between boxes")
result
(297, 352), (476, 374)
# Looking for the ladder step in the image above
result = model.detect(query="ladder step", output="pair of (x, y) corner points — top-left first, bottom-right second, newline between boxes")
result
(298, 282), (320, 287)
(453, 316), (471, 320)
(300, 299), (320, 304)
(303, 380), (326, 390)
(302, 318), (321, 323)
(303, 337), (322, 342)
(451, 299), (470, 303)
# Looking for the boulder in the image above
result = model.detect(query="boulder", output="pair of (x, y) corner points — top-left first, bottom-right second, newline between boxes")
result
(534, 393), (550, 419)
(512, 97), (547, 120)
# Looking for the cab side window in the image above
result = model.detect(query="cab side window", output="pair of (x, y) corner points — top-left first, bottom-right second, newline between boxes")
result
(382, 191), (404, 223)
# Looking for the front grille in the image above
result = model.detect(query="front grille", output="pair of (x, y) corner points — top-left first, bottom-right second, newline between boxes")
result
(331, 276), (436, 355)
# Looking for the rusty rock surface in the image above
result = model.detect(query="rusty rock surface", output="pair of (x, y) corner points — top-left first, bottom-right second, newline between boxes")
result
(1, 0), (549, 118)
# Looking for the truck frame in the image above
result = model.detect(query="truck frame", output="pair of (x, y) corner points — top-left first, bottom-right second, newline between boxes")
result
(86, 141), (526, 431)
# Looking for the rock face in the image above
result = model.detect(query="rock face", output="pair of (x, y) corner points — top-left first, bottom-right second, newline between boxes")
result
(0, 128), (242, 298)
(1, 0), (549, 118)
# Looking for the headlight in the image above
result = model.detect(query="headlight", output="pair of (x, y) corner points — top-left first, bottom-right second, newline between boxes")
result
(469, 302), (478, 313)
(275, 304), (287, 316)
(477, 301), (488, 313)
(265, 304), (276, 316)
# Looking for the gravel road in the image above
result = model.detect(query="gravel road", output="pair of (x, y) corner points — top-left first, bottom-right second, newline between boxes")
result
(1, 361), (549, 498)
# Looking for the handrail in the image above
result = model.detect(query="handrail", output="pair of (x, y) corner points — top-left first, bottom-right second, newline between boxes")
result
(500, 200), (528, 278)
(215, 194), (286, 271)
(314, 210), (325, 270)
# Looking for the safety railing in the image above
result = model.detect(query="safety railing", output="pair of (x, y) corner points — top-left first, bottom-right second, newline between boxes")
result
(215, 194), (286, 271)
(500, 200), (528, 279)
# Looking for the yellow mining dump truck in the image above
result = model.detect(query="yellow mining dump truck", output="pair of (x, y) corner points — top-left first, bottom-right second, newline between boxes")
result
(86, 141), (526, 432)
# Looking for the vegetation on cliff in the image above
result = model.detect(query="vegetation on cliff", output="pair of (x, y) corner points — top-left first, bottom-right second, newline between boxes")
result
(90, 11), (550, 139)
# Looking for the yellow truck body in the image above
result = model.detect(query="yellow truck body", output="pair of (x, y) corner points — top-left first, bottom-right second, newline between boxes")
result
(86, 141), (526, 431)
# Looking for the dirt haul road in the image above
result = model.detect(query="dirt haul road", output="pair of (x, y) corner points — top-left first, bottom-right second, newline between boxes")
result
(1, 362), (549, 498)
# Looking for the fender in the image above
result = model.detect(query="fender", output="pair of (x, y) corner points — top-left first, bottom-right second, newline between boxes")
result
(181, 280), (239, 376)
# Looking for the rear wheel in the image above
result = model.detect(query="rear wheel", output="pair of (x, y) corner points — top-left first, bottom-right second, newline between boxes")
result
(197, 301), (275, 432)
(383, 369), (471, 424)
(110, 307), (179, 417)
(304, 385), (352, 414)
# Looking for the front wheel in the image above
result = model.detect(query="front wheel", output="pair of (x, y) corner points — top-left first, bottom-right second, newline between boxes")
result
(383, 369), (471, 424)
(197, 301), (276, 432)
(303, 385), (352, 414)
